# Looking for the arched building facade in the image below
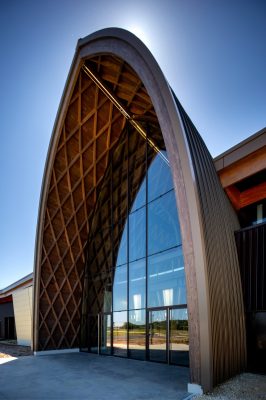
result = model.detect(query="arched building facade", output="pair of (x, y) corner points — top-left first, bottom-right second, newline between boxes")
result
(33, 28), (246, 393)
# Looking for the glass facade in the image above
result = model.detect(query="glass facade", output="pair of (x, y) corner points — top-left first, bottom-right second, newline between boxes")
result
(81, 125), (189, 366)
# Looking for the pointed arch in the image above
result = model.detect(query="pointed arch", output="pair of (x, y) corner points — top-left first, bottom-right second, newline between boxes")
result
(33, 28), (246, 391)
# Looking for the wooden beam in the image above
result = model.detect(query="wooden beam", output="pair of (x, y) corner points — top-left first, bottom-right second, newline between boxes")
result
(225, 186), (241, 210)
(240, 181), (266, 208)
(219, 146), (266, 188)
(226, 182), (266, 210)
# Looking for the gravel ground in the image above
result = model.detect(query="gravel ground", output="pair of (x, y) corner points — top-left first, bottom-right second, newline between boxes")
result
(195, 373), (266, 400)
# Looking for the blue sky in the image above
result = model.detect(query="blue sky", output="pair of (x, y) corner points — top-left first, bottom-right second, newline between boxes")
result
(0, 0), (265, 288)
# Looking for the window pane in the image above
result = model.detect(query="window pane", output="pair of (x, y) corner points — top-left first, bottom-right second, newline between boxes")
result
(87, 269), (112, 314)
(112, 135), (128, 230)
(129, 259), (146, 309)
(148, 190), (181, 255)
(113, 265), (127, 311)
(148, 151), (173, 202)
(129, 309), (146, 360)
(100, 314), (112, 355)
(128, 128), (146, 211)
(170, 308), (189, 366)
(113, 311), (127, 356)
(112, 170), (127, 228)
(130, 177), (146, 213)
(114, 221), (127, 267)
(129, 207), (146, 262)
(148, 247), (186, 308)
(148, 309), (167, 362)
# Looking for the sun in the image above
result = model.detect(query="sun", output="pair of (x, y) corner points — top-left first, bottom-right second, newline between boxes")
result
(127, 25), (151, 47)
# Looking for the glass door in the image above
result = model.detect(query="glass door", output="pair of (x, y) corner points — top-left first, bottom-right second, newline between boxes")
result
(148, 308), (167, 362)
(100, 313), (112, 355)
(148, 307), (189, 365)
(113, 311), (128, 356)
(169, 308), (189, 366)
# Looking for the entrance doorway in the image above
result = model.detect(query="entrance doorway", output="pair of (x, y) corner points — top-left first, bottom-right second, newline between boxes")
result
(89, 307), (189, 367)
(4, 316), (16, 340)
(148, 307), (189, 366)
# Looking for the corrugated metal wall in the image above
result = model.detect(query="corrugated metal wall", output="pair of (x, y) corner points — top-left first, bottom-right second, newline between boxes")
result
(13, 286), (33, 346)
(235, 223), (266, 311)
(174, 95), (247, 386)
(235, 223), (266, 372)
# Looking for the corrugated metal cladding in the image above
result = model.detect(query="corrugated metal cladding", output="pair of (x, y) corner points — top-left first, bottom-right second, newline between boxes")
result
(13, 286), (33, 346)
(174, 95), (247, 386)
(235, 223), (266, 373)
(235, 223), (266, 312)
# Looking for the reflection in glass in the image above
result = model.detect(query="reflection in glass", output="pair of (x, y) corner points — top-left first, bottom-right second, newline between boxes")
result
(148, 151), (173, 202)
(87, 315), (98, 353)
(113, 265), (127, 311)
(113, 311), (127, 356)
(149, 309), (167, 362)
(112, 170), (127, 229)
(163, 288), (173, 306)
(148, 247), (186, 308)
(115, 221), (127, 267)
(129, 207), (146, 262)
(87, 269), (112, 315)
(103, 282), (112, 313)
(129, 259), (146, 310)
(129, 309), (146, 360)
(112, 137), (128, 228)
(148, 190), (181, 255)
(130, 177), (146, 213)
(170, 308), (189, 366)
(90, 175), (112, 236)
(82, 125), (188, 365)
(128, 127), (146, 212)
(100, 314), (111, 355)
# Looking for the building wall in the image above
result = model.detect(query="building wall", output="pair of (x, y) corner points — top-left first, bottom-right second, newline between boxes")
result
(12, 286), (32, 346)
(0, 301), (14, 338)
(175, 97), (246, 386)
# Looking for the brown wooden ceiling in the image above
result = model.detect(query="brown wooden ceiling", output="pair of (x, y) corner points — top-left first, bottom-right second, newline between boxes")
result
(37, 55), (159, 350)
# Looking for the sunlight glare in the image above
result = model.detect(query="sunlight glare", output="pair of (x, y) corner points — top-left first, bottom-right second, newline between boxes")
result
(127, 25), (152, 48)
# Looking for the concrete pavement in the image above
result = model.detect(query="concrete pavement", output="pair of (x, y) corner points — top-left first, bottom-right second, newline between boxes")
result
(0, 352), (190, 400)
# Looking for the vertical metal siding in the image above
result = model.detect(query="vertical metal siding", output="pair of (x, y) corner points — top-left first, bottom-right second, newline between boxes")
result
(235, 223), (266, 312)
(235, 223), (266, 372)
(174, 95), (246, 386)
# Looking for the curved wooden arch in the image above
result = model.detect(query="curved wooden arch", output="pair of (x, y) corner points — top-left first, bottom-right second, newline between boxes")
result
(33, 28), (246, 392)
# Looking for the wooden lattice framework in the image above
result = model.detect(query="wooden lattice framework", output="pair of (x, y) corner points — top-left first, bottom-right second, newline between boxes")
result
(35, 55), (158, 350)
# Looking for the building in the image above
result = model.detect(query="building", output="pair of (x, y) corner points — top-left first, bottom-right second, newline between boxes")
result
(32, 28), (265, 394)
(0, 273), (33, 346)
(214, 128), (266, 374)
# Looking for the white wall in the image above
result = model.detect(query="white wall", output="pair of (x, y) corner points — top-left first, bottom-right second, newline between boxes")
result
(12, 286), (32, 346)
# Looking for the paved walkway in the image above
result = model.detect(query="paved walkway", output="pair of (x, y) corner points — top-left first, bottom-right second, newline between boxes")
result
(0, 352), (190, 400)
